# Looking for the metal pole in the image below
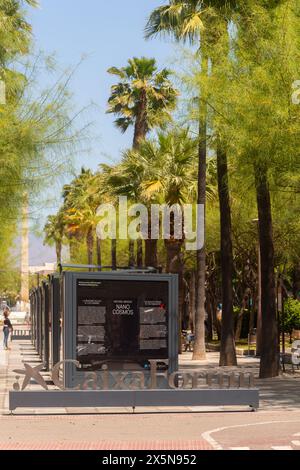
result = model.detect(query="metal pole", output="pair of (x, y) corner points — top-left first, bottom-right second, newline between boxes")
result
(276, 277), (285, 371)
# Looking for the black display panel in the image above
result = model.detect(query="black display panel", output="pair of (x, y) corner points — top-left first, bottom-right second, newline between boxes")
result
(76, 279), (169, 370)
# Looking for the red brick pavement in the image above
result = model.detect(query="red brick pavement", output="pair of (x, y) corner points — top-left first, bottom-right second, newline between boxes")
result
(0, 440), (212, 450)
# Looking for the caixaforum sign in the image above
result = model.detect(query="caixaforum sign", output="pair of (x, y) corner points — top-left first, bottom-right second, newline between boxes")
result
(14, 359), (255, 392)
(23, 271), (259, 413)
(9, 361), (259, 412)
(9, 359), (259, 413)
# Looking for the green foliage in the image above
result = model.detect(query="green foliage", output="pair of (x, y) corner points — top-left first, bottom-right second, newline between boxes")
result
(282, 299), (300, 333)
(0, 0), (38, 64)
(42, 0), (300, 353)
(121, 128), (198, 206)
(0, 1), (89, 299)
(0, 266), (21, 306)
(0, 0), (37, 286)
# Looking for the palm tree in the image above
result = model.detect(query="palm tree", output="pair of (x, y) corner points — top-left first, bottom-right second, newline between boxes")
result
(146, 0), (238, 364)
(217, 144), (237, 366)
(236, 2), (285, 378)
(107, 57), (178, 267)
(124, 129), (198, 349)
(44, 210), (65, 265)
(62, 169), (102, 266)
(65, 206), (99, 267)
(255, 165), (278, 377)
(62, 170), (87, 261)
(204, 6), (237, 366)
(107, 57), (178, 149)
(146, 0), (209, 360)
(96, 166), (125, 269)
(139, 130), (197, 268)
(102, 143), (165, 268)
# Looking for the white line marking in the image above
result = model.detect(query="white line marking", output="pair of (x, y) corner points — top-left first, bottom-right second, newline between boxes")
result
(202, 420), (300, 451)
(202, 428), (223, 450)
(293, 433), (300, 436)
(271, 446), (293, 450)
(291, 441), (300, 446)
(230, 447), (250, 450)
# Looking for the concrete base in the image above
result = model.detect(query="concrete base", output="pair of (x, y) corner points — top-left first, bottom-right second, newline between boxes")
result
(9, 388), (259, 412)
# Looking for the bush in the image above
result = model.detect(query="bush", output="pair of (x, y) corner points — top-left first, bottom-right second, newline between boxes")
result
(281, 299), (300, 334)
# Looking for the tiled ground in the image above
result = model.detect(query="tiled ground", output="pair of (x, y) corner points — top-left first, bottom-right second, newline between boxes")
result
(0, 440), (211, 450)
(2, 335), (300, 450)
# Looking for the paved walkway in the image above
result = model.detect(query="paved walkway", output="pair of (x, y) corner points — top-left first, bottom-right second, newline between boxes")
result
(1, 335), (300, 450)
(181, 352), (300, 411)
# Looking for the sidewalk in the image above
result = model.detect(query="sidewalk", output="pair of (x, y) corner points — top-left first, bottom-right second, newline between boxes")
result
(1, 335), (300, 450)
(1, 335), (300, 414)
(181, 352), (300, 411)
(0, 335), (15, 414)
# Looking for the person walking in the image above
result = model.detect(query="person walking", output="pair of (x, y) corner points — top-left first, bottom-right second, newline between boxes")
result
(24, 311), (30, 325)
(3, 310), (13, 350)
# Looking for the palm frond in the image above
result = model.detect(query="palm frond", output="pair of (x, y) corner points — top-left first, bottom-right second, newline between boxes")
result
(107, 57), (178, 137)
(107, 66), (127, 79)
(141, 180), (164, 199)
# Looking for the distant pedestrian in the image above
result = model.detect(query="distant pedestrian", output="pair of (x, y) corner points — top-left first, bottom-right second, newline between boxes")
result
(3, 310), (13, 350)
(24, 311), (30, 325)
(184, 330), (194, 352)
(217, 303), (222, 322)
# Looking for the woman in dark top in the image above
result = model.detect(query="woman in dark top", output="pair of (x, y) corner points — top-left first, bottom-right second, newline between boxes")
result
(3, 311), (13, 350)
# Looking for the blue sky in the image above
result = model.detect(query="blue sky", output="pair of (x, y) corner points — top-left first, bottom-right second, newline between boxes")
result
(27, 0), (178, 264)
(29, 0), (174, 171)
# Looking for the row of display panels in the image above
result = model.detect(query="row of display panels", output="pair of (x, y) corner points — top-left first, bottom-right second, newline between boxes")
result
(30, 275), (60, 371)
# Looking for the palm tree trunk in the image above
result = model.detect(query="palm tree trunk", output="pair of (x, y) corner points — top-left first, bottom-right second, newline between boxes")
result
(145, 213), (158, 267)
(129, 240), (135, 267)
(137, 239), (143, 268)
(69, 238), (77, 263)
(235, 289), (250, 341)
(206, 292), (214, 342)
(96, 238), (102, 269)
(292, 263), (300, 299)
(207, 266), (221, 339)
(55, 241), (62, 266)
(133, 88), (147, 149)
(189, 271), (196, 332)
(217, 146), (237, 366)
(165, 240), (182, 273)
(145, 240), (158, 268)
(111, 239), (117, 270)
(165, 238), (184, 353)
(86, 228), (94, 268)
(255, 164), (279, 378)
(193, 106), (207, 360)
(132, 89), (147, 269)
(249, 291), (257, 334)
(131, 84), (148, 270)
